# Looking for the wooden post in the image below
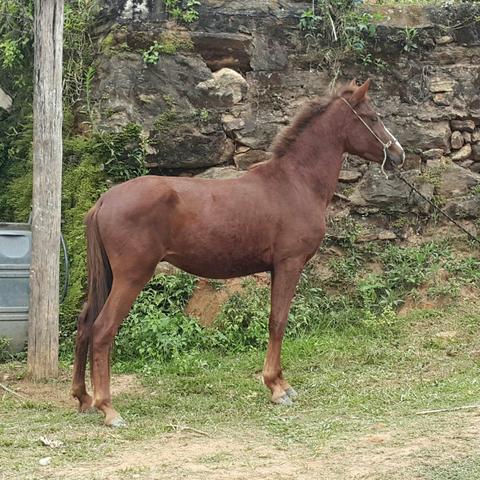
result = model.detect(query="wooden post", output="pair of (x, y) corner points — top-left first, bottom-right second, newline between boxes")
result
(27, 0), (64, 380)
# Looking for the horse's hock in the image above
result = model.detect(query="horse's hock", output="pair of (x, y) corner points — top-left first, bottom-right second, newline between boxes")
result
(92, 1), (480, 231)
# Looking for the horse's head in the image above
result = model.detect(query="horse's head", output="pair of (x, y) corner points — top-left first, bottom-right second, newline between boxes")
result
(340, 79), (405, 171)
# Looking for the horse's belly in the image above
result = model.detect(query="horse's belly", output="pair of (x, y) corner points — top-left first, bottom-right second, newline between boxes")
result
(164, 250), (271, 279)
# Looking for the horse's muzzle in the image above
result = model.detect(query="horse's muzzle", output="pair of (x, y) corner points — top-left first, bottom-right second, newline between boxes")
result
(387, 146), (405, 169)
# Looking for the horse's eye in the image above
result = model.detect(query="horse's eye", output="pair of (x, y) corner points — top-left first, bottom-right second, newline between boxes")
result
(372, 116), (379, 122)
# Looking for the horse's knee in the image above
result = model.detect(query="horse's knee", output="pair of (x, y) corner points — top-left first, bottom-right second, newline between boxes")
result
(75, 324), (90, 344)
(76, 303), (89, 325)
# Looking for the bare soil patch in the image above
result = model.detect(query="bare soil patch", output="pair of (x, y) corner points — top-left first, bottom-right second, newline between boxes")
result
(48, 411), (480, 480)
(185, 274), (269, 327)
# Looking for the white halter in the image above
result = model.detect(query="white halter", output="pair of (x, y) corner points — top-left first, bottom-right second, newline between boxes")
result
(340, 97), (393, 179)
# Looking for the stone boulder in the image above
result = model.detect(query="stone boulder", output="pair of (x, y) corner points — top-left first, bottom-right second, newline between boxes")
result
(444, 196), (480, 219)
(451, 144), (472, 162)
(390, 118), (451, 154)
(196, 68), (248, 107)
(339, 170), (362, 183)
(191, 32), (252, 72)
(472, 144), (480, 161)
(150, 129), (235, 169)
(450, 131), (464, 150)
(92, 52), (242, 168)
(437, 163), (480, 198)
(451, 120), (476, 132)
(348, 167), (434, 214)
(233, 148), (271, 170)
(93, 52), (213, 129)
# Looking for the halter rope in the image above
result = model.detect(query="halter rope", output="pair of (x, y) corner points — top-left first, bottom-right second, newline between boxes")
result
(340, 97), (392, 179)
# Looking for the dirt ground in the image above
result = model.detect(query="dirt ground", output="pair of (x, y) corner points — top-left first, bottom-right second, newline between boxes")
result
(47, 407), (480, 480)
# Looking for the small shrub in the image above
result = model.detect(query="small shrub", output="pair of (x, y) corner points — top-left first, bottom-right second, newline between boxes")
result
(93, 123), (149, 182)
(299, 0), (383, 68)
(402, 27), (418, 52)
(143, 40), (176, 64)
(211, 281), (270, 351)
(165, 0), (201, 24)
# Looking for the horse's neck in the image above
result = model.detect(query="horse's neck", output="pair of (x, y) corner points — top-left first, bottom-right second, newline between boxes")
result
(271, 118), (345, 204)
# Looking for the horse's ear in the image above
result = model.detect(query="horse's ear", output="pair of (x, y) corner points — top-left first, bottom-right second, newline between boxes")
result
(351, 78), (371, 105)
(349, 79), (357, 88)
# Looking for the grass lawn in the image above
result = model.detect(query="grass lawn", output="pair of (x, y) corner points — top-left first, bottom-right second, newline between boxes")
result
(1, 297), (480, 479)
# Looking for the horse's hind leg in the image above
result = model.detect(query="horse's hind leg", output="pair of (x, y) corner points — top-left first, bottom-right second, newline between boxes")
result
(90, 268), (154, 427)
(71, 303), (93, 412)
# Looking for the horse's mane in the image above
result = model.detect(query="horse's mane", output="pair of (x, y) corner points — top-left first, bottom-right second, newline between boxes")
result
(270, 84), (357, 158)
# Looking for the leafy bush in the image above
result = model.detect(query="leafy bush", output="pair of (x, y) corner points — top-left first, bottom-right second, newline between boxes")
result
(60, 153), (106, 338)
(115, 274), (199, 361)
(101, 239), (480, 368)
(210, 281), (271, 351)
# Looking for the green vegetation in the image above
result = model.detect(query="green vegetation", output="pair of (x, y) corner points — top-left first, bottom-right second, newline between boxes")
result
(299, 0), (386, 70)
(0, 337), (12, 362)
(59, 124), (152, 341)
(59, 152), (106, 339)
(0, 1), (152, 341)
(142, 31), (194, 64)
(93, 124), (149, 182)
(143, 40), (176, 63)
(164, 0), (201, 24)
(424, 458), (480, 480)
(114, 274), (199, 363)
(402, 26), (419, 52)
(0, 0), (102, 220)
(374, 0), (458, 4)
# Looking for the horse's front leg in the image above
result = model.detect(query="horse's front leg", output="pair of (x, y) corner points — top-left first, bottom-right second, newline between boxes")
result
(263, 258), (304, 405)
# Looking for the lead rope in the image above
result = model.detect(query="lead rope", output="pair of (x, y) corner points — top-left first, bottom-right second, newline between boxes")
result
(340, 97), (480, 245)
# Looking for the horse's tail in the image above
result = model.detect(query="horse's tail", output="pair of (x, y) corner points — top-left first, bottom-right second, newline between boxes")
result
(72, 202), (113, 400)
(85, 202), (113, 326)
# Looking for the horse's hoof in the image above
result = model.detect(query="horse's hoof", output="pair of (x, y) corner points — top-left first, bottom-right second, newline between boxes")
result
(273, 393), (293, 406)
(108, 416), (127, 428)
(285, 387), (298, 401)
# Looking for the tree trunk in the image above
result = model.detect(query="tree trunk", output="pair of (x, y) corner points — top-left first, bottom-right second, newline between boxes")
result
(27, 0), (64, 380)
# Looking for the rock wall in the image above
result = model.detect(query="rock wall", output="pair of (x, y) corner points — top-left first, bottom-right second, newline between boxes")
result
(91, 1), (480, 235)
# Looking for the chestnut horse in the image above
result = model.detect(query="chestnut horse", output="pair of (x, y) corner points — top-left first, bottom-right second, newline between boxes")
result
(72, 79), (405, 426)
